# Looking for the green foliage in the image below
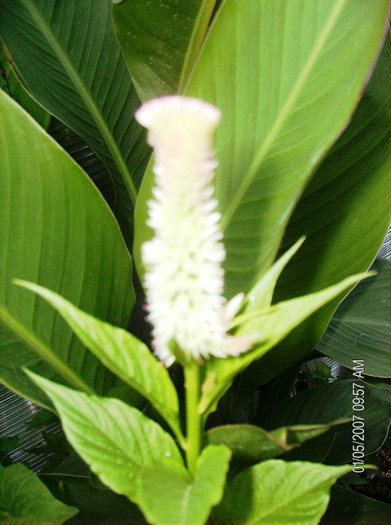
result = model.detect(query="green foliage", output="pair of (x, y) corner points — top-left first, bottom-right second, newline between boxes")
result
(135, 0), (389, 297)
(255, 380), (391, 464)
(18, 281), (182, 441)
(0, 0), (391, 523)
(0, 462), (77, 524)
(204, 420), (350, 470)
(0, 43), (50, 129)
(27, 372), (187, 504)
(113, 0), (216, 100)
(137, 445), (231, 525)
(212, 460), (351, 524)
(0, 89), (134, 407)
(319, 259), (391, 377)
(0, 0), (151, 243)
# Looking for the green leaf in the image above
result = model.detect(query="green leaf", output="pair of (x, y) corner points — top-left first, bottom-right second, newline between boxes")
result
(112, 0), (216, 101)
(203, 420), (350, 470)
(212, 459), (351, 524)
(0, 43), (50, 129)
(0, 89), (134, 407)
(254, 380), (391, 464)
(27, 372), (187, 506)
(17, 281), (182, 441)
(0, 0), (151, 243)
(138, 445), (231, 525)
(200, 273), (369, 417)
(135, 0), (389, 297)
(318, 259), (391, 377)
(321, 485), (391, 524)
(252, 33), (391, 388)
(0, 462), (78, 524)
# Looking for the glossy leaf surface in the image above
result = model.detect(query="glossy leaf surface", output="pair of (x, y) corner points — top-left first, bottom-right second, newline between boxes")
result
(113, 0), (216, 101)
(0, 0), (151, 242)
(318, 259), (391, 377)
(212, 460), (350, 524)
(0, 90), (134, 407)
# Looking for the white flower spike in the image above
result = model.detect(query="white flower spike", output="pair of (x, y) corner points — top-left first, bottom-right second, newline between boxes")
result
(136, 96), (252, 364)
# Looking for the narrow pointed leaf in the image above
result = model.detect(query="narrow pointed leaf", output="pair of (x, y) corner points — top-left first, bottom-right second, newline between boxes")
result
(27, 372), (187, 505)
(0, 463), (78, 524)
(212, 460), (351, 524)
(0, 0), (151, 242)
(0, 89), (134, 407)
(113, 0), (216, 101)
(200, 273), (369, 415)
(18, 281), (181, 438)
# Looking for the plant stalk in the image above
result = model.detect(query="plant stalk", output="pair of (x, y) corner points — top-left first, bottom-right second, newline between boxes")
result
(185, 359), (201, 476)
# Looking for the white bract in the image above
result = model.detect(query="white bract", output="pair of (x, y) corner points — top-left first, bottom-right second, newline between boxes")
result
(136, 96), (252, 364)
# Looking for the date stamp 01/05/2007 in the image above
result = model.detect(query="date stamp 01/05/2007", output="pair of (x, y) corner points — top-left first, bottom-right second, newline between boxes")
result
(351, 359), (365, 473)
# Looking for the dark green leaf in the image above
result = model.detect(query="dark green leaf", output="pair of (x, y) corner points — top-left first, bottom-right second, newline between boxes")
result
(203, 420), (349, 470)
(0, 0), (151, 243)
(113, 0), (216, 101)
(0, 43), (50, 128)
(253, 380), (391, 464)
(321, 485), (391, 524)
(0, 462), (78, 524)
(318, 259), (391, 377)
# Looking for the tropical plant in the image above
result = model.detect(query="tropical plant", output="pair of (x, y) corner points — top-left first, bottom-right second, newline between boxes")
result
(0, 1), (390, 524)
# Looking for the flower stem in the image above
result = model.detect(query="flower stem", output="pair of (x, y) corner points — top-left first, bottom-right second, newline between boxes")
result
(185, 359), (201, 476)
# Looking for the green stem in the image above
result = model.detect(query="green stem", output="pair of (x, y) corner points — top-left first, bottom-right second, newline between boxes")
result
(185, 359), (201, 476)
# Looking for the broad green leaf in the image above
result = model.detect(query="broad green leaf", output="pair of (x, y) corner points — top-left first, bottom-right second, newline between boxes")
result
(212, 460), (351, 524)
(0, 89), (134, 407)
(321, 485), (391, 524)
(0, 44), (50, 129)
(27, 372), (187, 505)
(199, 273), (368, 416)
(138, 445), (231, 525)
(254, 380), (391, 464)
(0, 462), (78, 524)
(18, 281), (182, 441)
(135, 0), (389, 297)
(203, 420), (350, 470)
(250, 33), (391, 388)
(0, 0), (151, 243)
(113, 0), (216, 101)
(318, 259), (391, 377)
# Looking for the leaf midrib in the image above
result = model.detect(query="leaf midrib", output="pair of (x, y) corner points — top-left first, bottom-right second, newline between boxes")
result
(220, 0), (347, 231)
(23, 0), (137, 204)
